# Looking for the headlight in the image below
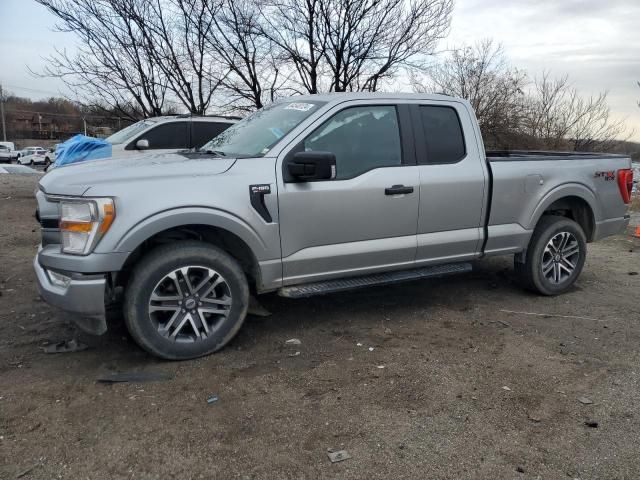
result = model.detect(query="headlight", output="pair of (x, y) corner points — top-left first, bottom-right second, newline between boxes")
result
(58, 198), (115, 255)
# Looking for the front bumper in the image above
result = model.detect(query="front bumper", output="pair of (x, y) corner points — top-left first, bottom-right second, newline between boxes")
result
(33, 254), (108, 335)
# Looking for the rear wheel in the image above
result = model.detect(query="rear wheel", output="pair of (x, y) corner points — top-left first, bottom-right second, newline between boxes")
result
(124, 241), (249, 359)
(515, 215), (587, 295)
(29, 159), (34, 166)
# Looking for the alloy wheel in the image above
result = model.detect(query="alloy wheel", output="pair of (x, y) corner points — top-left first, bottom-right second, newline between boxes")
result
(148, 265), (232, 343)
(541, 231), (580, 284)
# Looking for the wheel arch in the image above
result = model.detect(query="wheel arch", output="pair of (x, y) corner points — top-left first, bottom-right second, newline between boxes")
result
(529, 185), (598, 242)
(114, 209), (269, 291)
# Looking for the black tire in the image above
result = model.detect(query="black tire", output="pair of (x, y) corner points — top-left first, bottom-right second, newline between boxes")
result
(124, 241), (249, 360)
(29, 159), (34, 166)
(515, 215), (587, 295)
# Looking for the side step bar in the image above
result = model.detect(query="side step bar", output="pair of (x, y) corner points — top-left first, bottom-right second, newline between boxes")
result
(278, 263), (472, 298)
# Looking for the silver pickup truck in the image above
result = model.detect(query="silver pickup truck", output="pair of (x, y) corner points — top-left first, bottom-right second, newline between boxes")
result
(33, 93), (634, 359)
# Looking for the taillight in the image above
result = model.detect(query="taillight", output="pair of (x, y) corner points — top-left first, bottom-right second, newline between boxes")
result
(617, 169), (633, 204)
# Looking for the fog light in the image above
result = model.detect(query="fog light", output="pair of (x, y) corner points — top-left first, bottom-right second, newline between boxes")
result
(48, 270), (71, 288)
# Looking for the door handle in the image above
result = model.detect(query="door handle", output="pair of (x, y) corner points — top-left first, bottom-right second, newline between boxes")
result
(385, 185), (414, 195)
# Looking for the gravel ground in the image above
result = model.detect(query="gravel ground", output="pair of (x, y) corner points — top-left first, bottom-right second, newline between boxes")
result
(1, 175), (639, 480)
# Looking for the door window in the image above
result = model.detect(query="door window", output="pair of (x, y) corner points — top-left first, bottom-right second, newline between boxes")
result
(303, 106), (402, 179)
(136, 122), (189, 149)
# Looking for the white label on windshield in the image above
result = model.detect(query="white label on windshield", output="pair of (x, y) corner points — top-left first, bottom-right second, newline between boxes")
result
(284, 102), (315, 112)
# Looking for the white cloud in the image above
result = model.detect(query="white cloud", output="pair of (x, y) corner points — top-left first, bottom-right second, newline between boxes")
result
(447, 0), (640, 141)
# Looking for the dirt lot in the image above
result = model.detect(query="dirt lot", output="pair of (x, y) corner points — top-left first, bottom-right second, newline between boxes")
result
(1, 174), (639, 480)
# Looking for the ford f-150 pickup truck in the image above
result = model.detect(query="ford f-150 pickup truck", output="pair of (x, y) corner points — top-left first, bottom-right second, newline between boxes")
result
(33, 93), (634, 359)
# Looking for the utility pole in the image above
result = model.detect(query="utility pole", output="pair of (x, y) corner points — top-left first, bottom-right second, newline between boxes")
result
(0, 83), (6, 142)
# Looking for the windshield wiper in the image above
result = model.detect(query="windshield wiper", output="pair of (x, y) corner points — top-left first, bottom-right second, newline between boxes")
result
(200, 149), (226, 156)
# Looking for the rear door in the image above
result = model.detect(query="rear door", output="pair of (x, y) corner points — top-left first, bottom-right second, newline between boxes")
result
(277, 102), (420, 285)
(412, 102), (487, 264)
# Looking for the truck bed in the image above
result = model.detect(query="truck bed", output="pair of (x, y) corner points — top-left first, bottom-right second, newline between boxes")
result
(482, 150), (632, 257)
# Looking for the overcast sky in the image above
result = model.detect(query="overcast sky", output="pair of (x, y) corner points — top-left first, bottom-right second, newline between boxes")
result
(1, 0), (639, 140)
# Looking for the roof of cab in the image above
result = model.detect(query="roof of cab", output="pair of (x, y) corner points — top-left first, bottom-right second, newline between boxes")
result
(280, 92), (460, 104)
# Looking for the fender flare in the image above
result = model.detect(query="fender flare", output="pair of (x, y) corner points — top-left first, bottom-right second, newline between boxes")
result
(114, 207), (269, 260)
(528, 183), (600, 232)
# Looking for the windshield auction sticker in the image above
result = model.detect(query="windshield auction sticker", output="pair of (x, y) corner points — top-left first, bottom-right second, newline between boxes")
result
(284, 103), (315, 112)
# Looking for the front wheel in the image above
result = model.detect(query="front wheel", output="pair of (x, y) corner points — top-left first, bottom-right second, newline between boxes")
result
(515, 215), (587, 295)
(29, 159), (34, 166)
(124, 241), (250, 359)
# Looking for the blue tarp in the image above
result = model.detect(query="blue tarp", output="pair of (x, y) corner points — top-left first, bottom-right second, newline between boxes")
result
(54, 135), (112, 167)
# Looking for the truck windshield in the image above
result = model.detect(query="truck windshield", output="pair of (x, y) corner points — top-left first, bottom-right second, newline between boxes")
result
(106, 119), (156, 145)
(200, 100), (326, 157)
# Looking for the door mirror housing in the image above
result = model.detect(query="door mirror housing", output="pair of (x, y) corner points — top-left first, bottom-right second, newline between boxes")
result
(287, 151), (336, 181)
(135, 139), (149, 150)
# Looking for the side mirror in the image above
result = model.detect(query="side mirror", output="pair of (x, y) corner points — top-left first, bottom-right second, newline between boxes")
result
(287, 151), (336, 181)
(135, 139), (149, 150)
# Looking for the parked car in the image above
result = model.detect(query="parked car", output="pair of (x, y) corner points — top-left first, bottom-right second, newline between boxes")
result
(104, 115), (238, 157)
(18, 147), (51, 166)
(0, 144), (15, 163)
(33, 93), (633, 360)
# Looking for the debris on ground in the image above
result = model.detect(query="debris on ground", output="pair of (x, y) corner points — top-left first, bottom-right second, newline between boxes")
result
(502, 386), (512, 391)
(327, 448), (352, 463)
(43, 339), (89, 354)
(15, 463), (40, 478)
(247, 296), (271, 317)
(96, 371), (173, 384)
(285, 338), (301, 345)
(500, 309), (600, 322)
(527, 413), (542, 423)
(516, 466), (525, 473)
(578, 396), (594, 405)
(628, 271), (638, 276)
(368, 347), (374, 352)
(584, 420), (599, 428)
(207, 395), (219, 404)
(356, 342), (363, 347)
(384, 327), (392, 335)
(376, 365), (385, 369)
(288, 351), (301, 357)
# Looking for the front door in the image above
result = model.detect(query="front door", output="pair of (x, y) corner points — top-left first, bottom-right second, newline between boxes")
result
(277, 104), (420, 285)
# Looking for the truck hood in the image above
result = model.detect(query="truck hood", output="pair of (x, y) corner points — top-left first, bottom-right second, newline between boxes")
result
(38, 151), (237, 196)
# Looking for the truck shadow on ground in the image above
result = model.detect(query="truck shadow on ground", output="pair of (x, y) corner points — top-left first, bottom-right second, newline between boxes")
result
(80, 256), (529, 363)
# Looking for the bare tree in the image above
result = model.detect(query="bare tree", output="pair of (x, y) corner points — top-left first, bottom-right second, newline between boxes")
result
(415, 39), (527, 148)
(523, 73), (631, 151)
(204, 0), (294, 112)
(260, 0), (328, 94)
(261, 0), (453, 94)
(130, 0), (225, 114)
(322, 0), (453, 92)
(36, 0), (226, 118)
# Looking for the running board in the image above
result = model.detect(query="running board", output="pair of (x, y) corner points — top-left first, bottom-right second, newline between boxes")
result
(278, 263), (472, 298)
